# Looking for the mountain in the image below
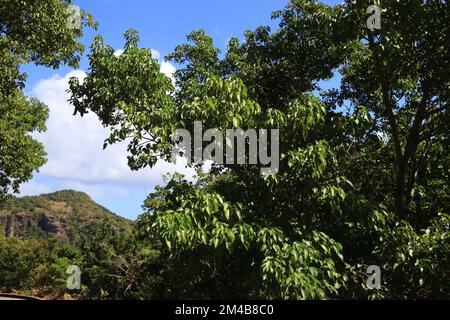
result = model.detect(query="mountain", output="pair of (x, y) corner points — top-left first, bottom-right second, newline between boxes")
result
(0, 190), (133, 243)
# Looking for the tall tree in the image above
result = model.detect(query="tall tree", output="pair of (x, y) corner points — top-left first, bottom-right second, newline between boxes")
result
(70, 0), (449, 299)
(0, 0), (96, 202)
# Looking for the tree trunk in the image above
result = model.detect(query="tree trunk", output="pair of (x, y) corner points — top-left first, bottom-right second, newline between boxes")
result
(395, 159), (408, 220)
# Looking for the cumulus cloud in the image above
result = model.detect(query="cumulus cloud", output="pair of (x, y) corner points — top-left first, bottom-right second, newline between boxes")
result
(58, 180), (130, 200)
(20, 61), (193, 203)
(150, 49), (161, 60)
(150, 49), (176, 81)
(19, 181), (51, 196)
(160, 61), (177, 81)
(113, 49), (124, 57)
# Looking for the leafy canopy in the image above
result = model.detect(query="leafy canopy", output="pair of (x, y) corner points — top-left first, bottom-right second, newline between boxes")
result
(70, 0), (449, 299)
(0, 0), (96, 202)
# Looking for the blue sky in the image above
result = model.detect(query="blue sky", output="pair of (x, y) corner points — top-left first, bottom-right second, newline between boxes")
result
(20, 0), (342, 220)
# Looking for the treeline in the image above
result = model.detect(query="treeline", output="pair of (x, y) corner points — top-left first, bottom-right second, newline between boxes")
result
(0, 224), (159, 299)
(1, 206), (449, 299)
(1, 0), (449, 299)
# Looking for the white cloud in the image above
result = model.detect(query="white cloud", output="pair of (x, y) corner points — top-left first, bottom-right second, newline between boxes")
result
(160, 61), (177, 81)
(150, 49), (161, 60)
(113, 49), (124, 57)
(20, 181), (51, 196)
(150, 49), (176, 82)
(57, 180), (129, 200)
(23, 66), (194, 200)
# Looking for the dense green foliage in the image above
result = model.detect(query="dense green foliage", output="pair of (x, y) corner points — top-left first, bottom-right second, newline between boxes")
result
(0, 0), (448, 300)
(0, 224), (161, 299)
(0, 235), (81, 297)
(67, 0), (449, 299)
(0, 191), (144, 299)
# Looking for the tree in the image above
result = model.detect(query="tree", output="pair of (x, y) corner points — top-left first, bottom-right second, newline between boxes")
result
(0, 0), (96, 202)
(0, 236), (81, 296)
(325, 0), (449, 219)
(78, 224), (161, 300)
(70, 0), (449, 299)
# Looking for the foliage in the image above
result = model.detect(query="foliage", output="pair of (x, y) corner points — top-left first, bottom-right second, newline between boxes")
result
(0, 0), (95, 202)
(67, 0), (449, 299)
(0, 236), (80, 296)
(374, 213), (450, 299)
(77, 224), (161, 300)
(0, 220), (161, 299)
(1, 0), (447, 300)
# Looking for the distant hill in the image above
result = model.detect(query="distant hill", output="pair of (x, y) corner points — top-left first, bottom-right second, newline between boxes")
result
(0, 190), (133, 243)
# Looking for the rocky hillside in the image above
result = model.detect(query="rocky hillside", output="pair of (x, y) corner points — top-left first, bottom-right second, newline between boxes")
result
(0, 190), (133, 243)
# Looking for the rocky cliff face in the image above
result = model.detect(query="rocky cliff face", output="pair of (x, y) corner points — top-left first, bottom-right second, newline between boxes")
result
(0, 190), (132, 243)
(1, 214), (32, 237)
(0, 213), (69, 242)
